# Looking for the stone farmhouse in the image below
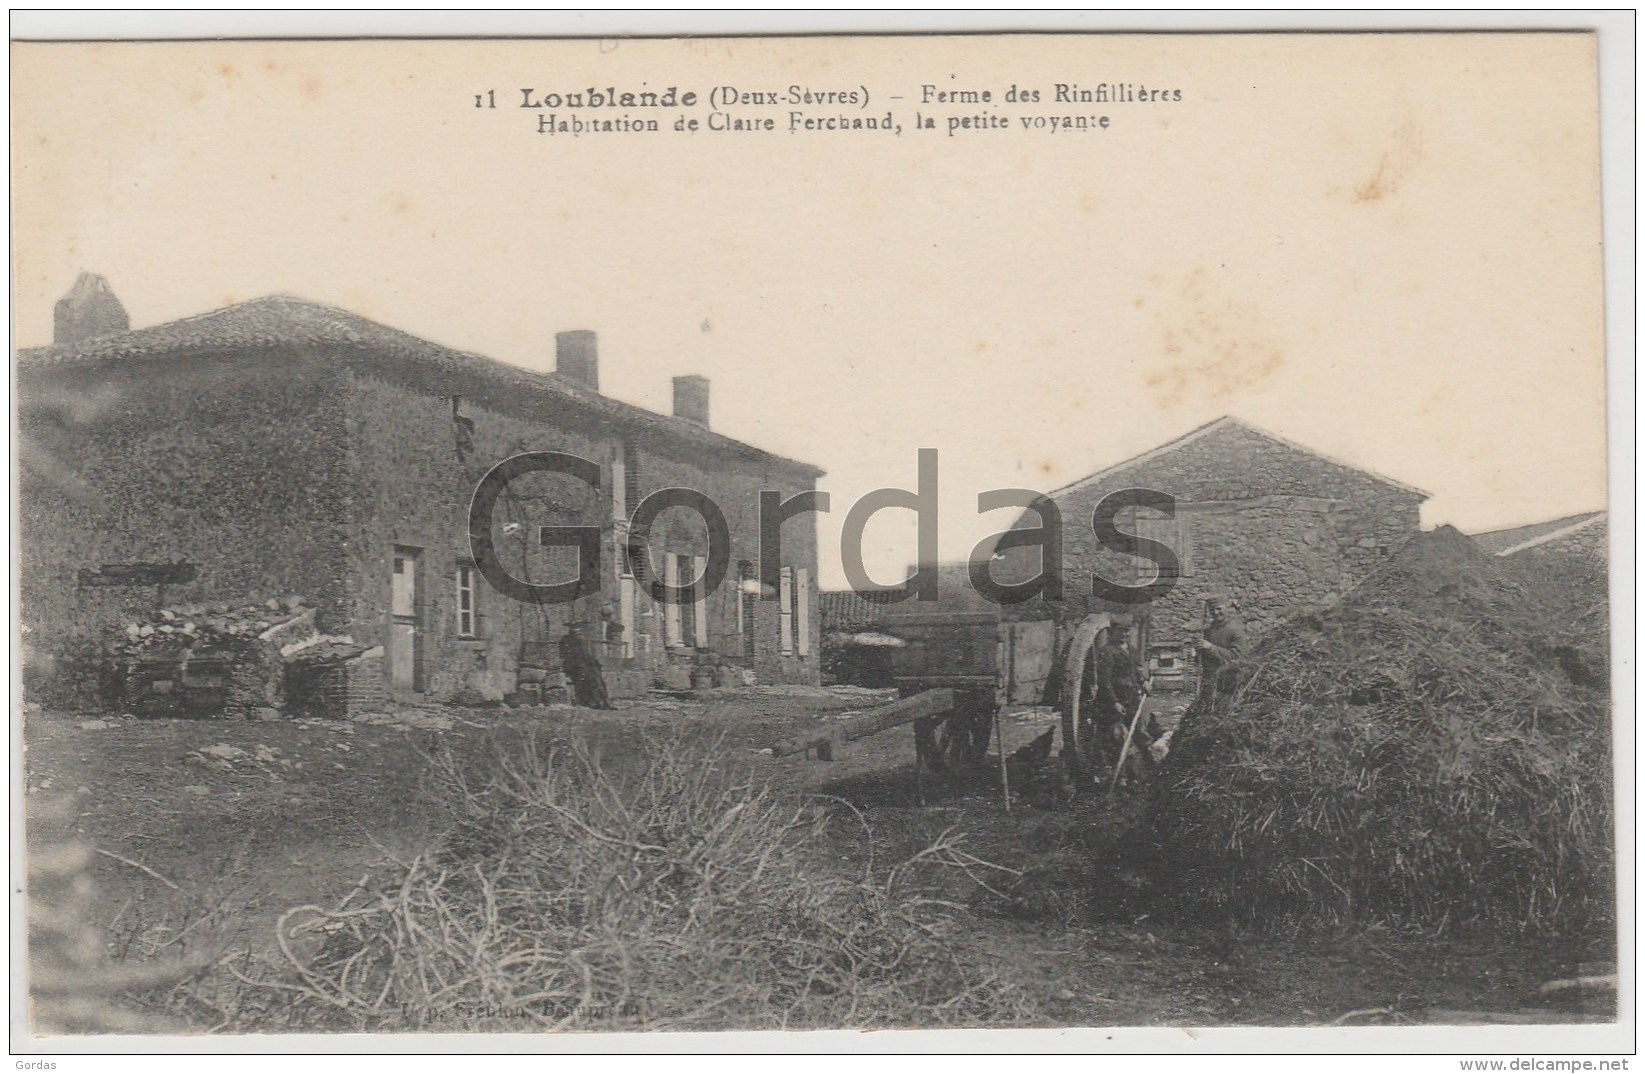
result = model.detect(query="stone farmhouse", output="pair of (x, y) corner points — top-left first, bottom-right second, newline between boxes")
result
(19, 276), (824, 708)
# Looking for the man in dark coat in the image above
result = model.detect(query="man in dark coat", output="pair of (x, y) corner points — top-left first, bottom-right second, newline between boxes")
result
(559, 621), (613, 710)
(1094, 617), (1153, 777)
(1096, 624), (1144, 732)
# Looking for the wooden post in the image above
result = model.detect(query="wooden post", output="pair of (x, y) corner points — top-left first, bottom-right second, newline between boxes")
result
(771, 688), (956, 759)
(995, 706), (1011, 813)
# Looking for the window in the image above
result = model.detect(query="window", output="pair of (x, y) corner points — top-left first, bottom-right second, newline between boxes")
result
(456, 563), (479, 637)
(452, 397), (475, 461)
(665, 553), (707, 650)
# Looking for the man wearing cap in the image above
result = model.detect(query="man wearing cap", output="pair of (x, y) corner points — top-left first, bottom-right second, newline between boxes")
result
(1094, 616), (1153, 777)
(1195, 594), (1249, 696)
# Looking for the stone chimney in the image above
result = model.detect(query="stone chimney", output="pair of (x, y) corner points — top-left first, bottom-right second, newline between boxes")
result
(672, 375), (710, 427)
(555, 330), (599, 391)
(53, 273), (129, 345)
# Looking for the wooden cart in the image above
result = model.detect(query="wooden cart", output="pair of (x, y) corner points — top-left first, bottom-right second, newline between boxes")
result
(776, 598), (1136, 784)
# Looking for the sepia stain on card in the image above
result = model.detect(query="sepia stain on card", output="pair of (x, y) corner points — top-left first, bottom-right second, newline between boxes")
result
(1352, 119), (1425, 204)
(1144, 269), (1286, 409)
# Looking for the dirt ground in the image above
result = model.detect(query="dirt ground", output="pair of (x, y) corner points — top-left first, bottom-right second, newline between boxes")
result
(22, 687), (1612, 1033)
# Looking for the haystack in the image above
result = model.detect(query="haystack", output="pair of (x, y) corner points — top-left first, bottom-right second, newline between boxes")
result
(1157, 527), (1612, 939)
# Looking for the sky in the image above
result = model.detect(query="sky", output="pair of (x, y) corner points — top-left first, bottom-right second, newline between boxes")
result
(11, 33), (1611, 588)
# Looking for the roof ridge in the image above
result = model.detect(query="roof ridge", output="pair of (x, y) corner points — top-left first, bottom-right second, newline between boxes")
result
(1042, 414), (1429, 502)
(1041, 415), (1234, 499)
(1215, 415), (1431, 498)
(19, 293), (825, 479)
(1471, 508), (1605, 540)
(1495, 511), (1607, 557)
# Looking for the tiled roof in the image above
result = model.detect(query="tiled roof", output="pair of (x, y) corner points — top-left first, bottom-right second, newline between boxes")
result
(18, 295), (824, 479)
(819, 589), (885, 632)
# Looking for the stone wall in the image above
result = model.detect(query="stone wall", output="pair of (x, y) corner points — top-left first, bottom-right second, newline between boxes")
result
(20, 327), (822, 709)
(339, 369), (821, 701)
(18, 354), (351, 705)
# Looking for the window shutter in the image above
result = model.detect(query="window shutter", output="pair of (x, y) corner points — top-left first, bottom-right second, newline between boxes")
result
(778, 567), (794, 655)
(610, 442), (627, 526)
(795, 567), (811, 657)
(691, 555), (708, 648)
(737, 561), (756, 659)
(619, 576), (636, 658)
(623, 441), (640, 518)
(663, 555), (682, 647)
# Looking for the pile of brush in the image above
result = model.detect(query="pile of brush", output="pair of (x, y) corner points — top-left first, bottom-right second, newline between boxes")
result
(231, 731), (1037, 1032)
(1158, 527), (1612, 939)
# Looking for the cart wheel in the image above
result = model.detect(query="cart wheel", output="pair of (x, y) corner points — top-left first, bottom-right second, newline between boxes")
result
(1057, 614), (1112, 787)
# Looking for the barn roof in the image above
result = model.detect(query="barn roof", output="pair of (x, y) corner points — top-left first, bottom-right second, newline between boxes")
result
(1043, 415), (1430, 502)
(1470, 510), (1607, 556)
(17, 294), (825, 480)
(1486, 511), (1607, 557)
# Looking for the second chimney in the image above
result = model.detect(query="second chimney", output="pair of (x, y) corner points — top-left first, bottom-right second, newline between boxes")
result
(672, 375), (710, 427)
(555, 330), (599, 391)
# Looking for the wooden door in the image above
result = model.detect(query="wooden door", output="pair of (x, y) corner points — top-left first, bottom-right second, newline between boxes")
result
(390, 546), (422, 692)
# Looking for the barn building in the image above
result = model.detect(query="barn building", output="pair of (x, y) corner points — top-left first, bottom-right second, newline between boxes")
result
(19, 276), (824, 709)
(988, 416), (1429, 691)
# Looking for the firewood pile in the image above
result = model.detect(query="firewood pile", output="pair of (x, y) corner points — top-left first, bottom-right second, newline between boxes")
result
(116, 596), (314, 653)
(111, 596), (362, 720)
